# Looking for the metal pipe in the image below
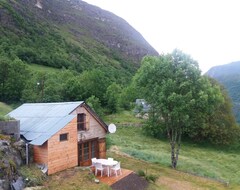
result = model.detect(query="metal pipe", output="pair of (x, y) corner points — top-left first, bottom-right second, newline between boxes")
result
(26, 143), (29, 165)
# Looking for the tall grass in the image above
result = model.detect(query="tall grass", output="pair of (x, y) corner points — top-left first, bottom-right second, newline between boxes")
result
(0, 102), (12, 115)
(107, 126), (240, 185)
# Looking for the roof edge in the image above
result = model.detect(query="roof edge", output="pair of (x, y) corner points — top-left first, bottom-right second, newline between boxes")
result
(82, 103), (108, 132)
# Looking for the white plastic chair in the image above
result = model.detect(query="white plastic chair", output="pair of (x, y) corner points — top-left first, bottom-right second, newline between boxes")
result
(91, 158), (97, 164)
(91, 158), (97, 168)
(110, 162), (122, 176)
(95, 162), (105, 177)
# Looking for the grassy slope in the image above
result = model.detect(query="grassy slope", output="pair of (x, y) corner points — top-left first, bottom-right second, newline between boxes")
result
(0, 102), (12, 115)
(28, 64), (60, 73)
(105, 112), (240, 189)
(108, 152), (229, 190)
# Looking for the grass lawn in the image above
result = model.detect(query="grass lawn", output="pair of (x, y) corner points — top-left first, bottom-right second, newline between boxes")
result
(0, 102), (12, 115)
(104, 110), (144, 125)
(107, 126), (240, 189)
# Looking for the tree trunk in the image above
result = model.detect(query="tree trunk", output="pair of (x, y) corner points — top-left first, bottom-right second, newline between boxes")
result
(170, 128), (182, 169)
(171, 142), (177, 169)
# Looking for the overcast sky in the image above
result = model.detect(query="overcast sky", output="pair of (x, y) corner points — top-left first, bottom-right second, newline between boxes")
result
(83, 0), (240, 73)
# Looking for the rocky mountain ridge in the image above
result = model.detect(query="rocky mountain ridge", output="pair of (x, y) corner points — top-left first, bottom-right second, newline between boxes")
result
(0, 0), (158, 73)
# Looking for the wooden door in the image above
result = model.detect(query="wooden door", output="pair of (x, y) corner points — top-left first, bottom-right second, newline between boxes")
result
(78, 139), (98, 166)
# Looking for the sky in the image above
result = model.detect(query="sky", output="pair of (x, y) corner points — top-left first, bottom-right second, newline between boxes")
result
(83, 0), (240, 73)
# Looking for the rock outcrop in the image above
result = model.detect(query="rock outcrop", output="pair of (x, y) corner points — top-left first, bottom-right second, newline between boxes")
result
(0, 137), (26, 190)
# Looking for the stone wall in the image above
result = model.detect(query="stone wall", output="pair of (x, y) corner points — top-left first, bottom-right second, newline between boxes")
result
(0, 120), (20, 140)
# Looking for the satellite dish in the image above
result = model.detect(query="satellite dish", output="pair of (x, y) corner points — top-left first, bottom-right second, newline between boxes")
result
(108, 123), (116, 133)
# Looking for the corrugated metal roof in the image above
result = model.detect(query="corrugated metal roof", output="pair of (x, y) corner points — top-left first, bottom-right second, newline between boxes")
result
(8, 102), (83, 145)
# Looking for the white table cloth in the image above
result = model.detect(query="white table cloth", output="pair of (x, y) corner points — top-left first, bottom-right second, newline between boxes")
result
(96, 159), (118, 177)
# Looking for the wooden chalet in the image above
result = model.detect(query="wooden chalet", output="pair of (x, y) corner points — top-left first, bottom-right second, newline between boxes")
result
(8, 102), (108, 174)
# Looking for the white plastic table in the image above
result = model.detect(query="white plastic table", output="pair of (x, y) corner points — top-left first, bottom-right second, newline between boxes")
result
(96, 159), (118, 177)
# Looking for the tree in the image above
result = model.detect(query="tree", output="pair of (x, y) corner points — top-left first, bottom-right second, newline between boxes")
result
(78, 69), (110, 104)
(105, 83), (122, 113)
(0, 58), (29, 102)
(119, 84), (138, 110)
(186, 77), (239, 145)
(133, 50), (224, 169)
(0, 58), (11, 101)
(86, 95), (103, 117)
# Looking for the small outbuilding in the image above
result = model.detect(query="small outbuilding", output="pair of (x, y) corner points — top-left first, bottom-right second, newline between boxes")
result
(134, 99), (151, 113)
(8, 101), (108, 174)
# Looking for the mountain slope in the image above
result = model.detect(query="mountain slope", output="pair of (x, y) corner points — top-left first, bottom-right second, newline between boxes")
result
(206, 61), (240, 122)
(0, 0), (158, 75)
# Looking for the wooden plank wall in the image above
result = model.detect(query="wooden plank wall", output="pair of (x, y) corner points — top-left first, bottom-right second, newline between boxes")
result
(73, 106), (107, 141)
(47, 118), (78, 175)
(98, 138), (106, 158)
(33, 142), (48, 164)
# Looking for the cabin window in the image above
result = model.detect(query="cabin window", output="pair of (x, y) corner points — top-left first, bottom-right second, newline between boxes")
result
(60, 133), (68, 141)
(77, 113), (86, 131)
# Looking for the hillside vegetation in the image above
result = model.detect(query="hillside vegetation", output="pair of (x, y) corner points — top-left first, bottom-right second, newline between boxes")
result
(0, 0), (158, 106)
(0, 0), (157, 74)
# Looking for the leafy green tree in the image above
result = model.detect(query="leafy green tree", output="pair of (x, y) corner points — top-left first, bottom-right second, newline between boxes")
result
(22, 70), (81, 103)
(190, 77), (239, 145)
(0, 58), (29, 102)
(0, 58), (10, 101)
(78, 69), (110, 104)
(86, 95), (103, 117)
(134, 50), (224, 169)
(21, 71), (48, 102)
(105, 83), (122, 113)
(43, 73), (64, 102)
(59, 70), (82, 101)
(119, 84), (138, 110)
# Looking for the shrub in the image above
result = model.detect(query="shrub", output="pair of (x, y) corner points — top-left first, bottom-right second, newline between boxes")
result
(137, 169), (146, 177)
(145, 174), (158, 183)
(137, 169), (157, 183)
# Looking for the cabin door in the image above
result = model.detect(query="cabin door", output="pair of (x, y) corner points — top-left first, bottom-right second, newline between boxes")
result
(78, 139), (98, 166)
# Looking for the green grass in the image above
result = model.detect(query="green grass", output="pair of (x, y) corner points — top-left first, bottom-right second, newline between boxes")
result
(107, 152), (230, 190)
(103, 110), (144, 125)
(28, 64), (61, 73)
(107, 126), (240, 188)
(0, 102), (12, 115)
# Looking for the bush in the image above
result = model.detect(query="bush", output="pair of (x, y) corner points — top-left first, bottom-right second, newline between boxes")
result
(137, 169), (146, 177)
(145, 174), (158, 183)
(137, 169), (158, 183)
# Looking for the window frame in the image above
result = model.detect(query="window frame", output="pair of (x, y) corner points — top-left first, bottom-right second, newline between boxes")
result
(59, 133), (69, 142)
(77, 113), (87, 131)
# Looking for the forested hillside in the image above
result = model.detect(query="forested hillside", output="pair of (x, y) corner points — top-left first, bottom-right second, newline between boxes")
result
(0, 0), (158, 107)
(206, 61), (240, 122)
